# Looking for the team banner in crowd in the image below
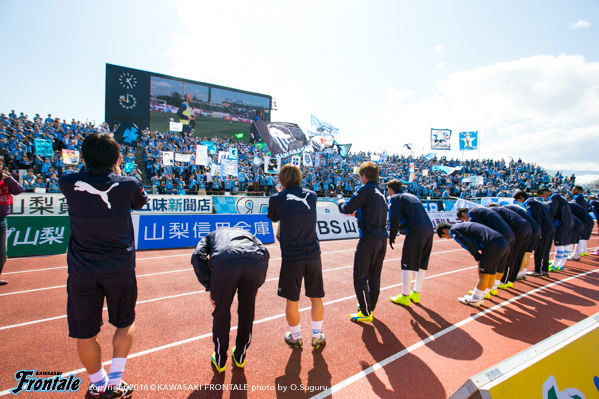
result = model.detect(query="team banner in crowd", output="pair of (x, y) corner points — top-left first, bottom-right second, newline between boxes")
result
(124, 162), (135, 173)
(136, 214), (275, 249)
(174, 153), (192, 163)
(309, 134), (336, 153)
(228, 148), (238, 160)
(409, 162), (415, 182)
(290, 155), (301, 167)
(431, 128), (452, 150)
(314, 152), (327, 168)
(451, 198), (482, 211)
(310, 114), (339, 135)
(303, 152), (313, 167)
(195, 145), (208, 166)
(217, 151), (228, 164)
(162, 151), (174, 166)
(264, 156), (281, 174)
(220, 158), (239, 177)
(62, 149), (80, 165)
(481, 197), (516, 207)
(459, 131), (478, 150)
(34, 139), (53, 158)
(252, 120), (309, 158)
(432, 165), (463, 176)
(336, 143), (352, 158)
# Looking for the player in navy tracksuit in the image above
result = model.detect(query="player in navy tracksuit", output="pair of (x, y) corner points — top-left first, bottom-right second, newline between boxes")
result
(59, 134), (148, 399)
(589, 198), (599, 255)
(191, 227), (269, 373)
(386, 179), (434, 307)
(567, 202), (594, 260)
(513, 191), (555, 276)
(457, 207), (513, 295)
(338, 161), (388, 323)
(505, 204), (540, 280)
(437, 222), (510, 307)
(267, 164), (325, 349)
(537, 187), (574, 271)
(571, 185), (588, 211)
(486, 204), (532, 287)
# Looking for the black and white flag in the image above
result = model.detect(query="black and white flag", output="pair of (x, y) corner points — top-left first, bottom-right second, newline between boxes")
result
(252, 121), (309, 158)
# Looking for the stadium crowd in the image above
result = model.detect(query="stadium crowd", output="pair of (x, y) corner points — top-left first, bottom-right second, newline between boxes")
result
(0, 110), (583, 199)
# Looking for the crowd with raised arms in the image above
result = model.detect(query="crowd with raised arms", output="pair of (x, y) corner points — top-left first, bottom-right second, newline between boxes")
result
(0, 109), (586, 199)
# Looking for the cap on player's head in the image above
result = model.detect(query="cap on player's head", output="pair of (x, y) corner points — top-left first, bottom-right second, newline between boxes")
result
(82, 133), (119, 171)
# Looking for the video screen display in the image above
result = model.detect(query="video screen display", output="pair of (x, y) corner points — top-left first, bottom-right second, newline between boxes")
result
(105, 64), (271, 142)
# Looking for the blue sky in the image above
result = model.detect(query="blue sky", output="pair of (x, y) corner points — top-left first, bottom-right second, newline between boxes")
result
(1, 0), (598, 182)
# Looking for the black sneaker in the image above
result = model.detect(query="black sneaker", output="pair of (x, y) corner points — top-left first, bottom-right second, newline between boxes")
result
(103, 382), (133, 399)
(0, 280), (7, 286)
(84, 384), (104, 399)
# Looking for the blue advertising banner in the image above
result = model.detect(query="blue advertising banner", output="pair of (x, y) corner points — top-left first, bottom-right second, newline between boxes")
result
(137, 214), (274, 249)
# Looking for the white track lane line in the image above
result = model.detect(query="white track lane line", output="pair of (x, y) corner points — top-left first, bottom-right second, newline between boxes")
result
(1, 266), (596, 397)
(3, 239), (458, 275)
(0, 249), (465, 329)
(310, 267), (599, 398)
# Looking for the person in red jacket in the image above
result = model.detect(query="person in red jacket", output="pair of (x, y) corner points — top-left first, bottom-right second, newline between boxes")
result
(0, 158), (24, 286)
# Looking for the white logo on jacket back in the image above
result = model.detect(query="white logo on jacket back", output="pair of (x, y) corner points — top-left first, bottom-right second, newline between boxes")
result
(74, 181), (120, 209)
(286, 193), (310, 209)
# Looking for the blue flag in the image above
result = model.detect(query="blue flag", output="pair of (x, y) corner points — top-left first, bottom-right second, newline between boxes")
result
(459, 131), (478, 150)
(114, 122), (139, 148)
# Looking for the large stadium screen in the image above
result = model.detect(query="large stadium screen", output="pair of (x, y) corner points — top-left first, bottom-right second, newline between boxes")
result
(105, 64), (271, 142)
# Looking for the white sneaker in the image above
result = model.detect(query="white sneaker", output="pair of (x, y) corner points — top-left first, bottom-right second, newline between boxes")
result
(458, 294), (483, 308)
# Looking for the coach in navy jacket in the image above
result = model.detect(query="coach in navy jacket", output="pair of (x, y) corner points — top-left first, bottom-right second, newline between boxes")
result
(191, 227), (269, 371)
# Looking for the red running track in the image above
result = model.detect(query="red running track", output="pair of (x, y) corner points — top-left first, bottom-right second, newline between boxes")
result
(0, 231), (598, 399)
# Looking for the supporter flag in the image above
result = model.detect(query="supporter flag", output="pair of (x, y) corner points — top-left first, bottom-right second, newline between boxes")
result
(431, 129), (451, 150)
(195, 145), (208, 166)
(162, 151), (174, 166)
(403, 143), (412, 151)
(217, 151), (228, 164)
(353, 166), (360, 175)
(228, 148), (238, 160)
(290, 155), (301, 167)
(175, 153), (191, 163)
(124, 162), (135, 173)
(264, 156), (281, 174)
(311, 114), (339, 135)
(371, 154), (380, 162)
(252, 121), (309, 159)
(210, 163), (220, 177)
(221, 158), (239, 177)
(303, 152), (313, 167)
(252, 154), (262, 166)
(423, 153), (436, 160)
(114, 121), (139, 148)
(432, 165), (463, 176)
(314, 152), (327, 169)
(235, 133), (244, 139)
(459, 131), (478, 150)
(34, 139), (53, 158)
(451, 198), (482, 212)
(336, 143), (352, 158)
(62, 149), (80, 165)
(409, 162), (415, 182)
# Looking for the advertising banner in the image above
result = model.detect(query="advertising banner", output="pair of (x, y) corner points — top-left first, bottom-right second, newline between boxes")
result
(6, 216), (70, 257)
(136, 214), (274, 249)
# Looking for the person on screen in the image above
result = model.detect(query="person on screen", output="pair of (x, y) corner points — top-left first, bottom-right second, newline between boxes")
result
(177, 94), (196, 134)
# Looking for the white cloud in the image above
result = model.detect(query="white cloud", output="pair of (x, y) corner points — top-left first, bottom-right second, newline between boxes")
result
(570, 20), (591, 29)
(351, 55), (599, 173)
(435, 45), (446, 56)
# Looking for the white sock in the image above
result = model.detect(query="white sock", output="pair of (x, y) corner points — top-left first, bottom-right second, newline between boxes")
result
(311, 320), (323, 340)
(581, 240), (588, 254)
(413, 270), (427, 293)
(573, 243), (582, 257)
(492, 280), (500, 290)
(89, 368), (108, 391)
(521, 267), (528, 276)
(482, 288), (491, 296)
(554, 245), (564, 264)
(472, 288), (485, 300)
(108, 358), (127, 388)
(289, 324), (301, 340)
(402, 270), (415, 296)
